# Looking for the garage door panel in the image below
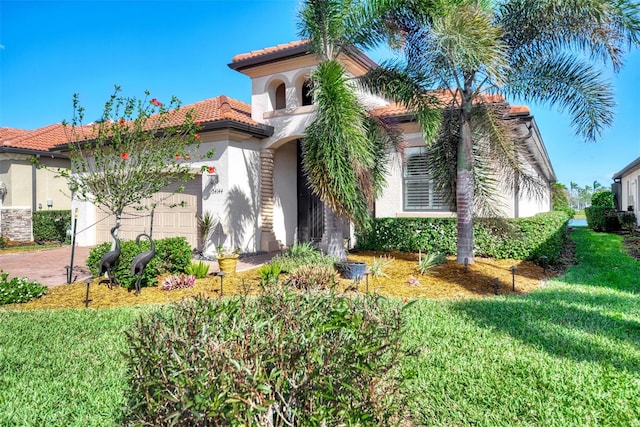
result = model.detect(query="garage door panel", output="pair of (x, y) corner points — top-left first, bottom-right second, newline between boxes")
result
(96, 178), (201, 248)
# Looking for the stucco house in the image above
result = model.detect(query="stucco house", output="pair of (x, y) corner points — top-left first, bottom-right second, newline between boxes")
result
(0, 126), (71, 241)
(613, 156), (640, 225)
(47, 40), (555, 253)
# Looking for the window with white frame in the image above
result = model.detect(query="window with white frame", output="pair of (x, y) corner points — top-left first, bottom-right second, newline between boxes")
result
(403, 146), (450, 211)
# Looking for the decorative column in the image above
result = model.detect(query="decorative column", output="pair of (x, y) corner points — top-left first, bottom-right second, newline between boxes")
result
(259, 148), (279, 252)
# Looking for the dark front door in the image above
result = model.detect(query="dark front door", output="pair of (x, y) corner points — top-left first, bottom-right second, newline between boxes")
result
(297, 141), (324, 243)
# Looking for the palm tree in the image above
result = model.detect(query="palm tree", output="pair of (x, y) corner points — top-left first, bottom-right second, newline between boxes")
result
(365, 0), (640, 263)
(297, 0), (403, 260)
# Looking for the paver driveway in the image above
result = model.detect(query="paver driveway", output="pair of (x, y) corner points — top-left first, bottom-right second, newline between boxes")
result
(0, 246), (92, 287)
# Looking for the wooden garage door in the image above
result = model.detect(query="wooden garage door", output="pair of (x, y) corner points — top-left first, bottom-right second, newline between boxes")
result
(96, 178), (201, 249)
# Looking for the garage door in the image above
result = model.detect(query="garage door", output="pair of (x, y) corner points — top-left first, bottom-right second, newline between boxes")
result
(96, 178), (202, 249)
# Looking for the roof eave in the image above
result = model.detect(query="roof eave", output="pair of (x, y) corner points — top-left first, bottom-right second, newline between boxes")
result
(0, 146), (69, 159)
(228, 44), (312, 72)
(613, 155), (640, 179)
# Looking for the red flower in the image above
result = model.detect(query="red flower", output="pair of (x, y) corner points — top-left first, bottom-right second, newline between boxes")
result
(118, 118), (126, 126)
(151, 98), (162, 107)
(185, 155), (191, 160)
(121, 152), (129, 160)
(208, 166), (215, 174)
(194, 134), (200, 140)
(175, 153), (181, 159)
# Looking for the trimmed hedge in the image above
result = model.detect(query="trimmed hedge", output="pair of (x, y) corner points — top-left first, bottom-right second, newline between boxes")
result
(86, 236), (191, 290)
(584, 207), (621, 232)
(33, 210), (71, 242)
(355, 211), (570, 264)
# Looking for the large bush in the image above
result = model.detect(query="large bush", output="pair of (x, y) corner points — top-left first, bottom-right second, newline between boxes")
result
(33, 210), (71, 243)
(124, 289), (412, 425)
(591, 190), (615, 207)
(585, 206), (621, 232)
(356, 211), (570, 264)
(86, 237), (191, 290)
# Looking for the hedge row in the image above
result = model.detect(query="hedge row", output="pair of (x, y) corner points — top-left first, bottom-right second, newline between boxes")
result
(32, 210), (71, 242)
(355, 211), (570, 264)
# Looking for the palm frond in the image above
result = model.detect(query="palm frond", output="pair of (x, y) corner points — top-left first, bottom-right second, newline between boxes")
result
(505, 54), (615, 142)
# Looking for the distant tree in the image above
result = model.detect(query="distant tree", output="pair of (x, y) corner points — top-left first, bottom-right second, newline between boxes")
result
(551, 183), (570, 210)
(59, 86), (207, 233)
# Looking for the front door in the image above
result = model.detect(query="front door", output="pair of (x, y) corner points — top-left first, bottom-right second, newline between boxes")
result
(297, 141), (324, 243)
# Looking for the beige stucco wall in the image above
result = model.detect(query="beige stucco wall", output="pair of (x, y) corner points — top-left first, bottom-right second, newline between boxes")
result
(619, 163), (640, 226)
(272, 141), (297, 246)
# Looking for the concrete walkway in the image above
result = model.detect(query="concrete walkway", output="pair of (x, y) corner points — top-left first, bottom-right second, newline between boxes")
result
(0, 245), (276, 287)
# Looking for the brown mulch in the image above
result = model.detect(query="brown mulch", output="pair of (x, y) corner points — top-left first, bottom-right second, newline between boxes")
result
(6, 249), (565, 310)
(622, 233), (640, 261)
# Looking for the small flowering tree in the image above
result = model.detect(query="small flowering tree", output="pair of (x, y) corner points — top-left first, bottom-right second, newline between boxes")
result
(60, 86), (211, 232)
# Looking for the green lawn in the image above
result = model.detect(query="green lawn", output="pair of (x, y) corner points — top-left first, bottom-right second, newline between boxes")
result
(1, 228), (638, 426)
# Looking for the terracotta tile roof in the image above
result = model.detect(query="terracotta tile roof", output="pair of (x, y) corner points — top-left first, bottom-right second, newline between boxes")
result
(181, 95), (255, 125)
(0, 127), (29, 141)
(1, 96), (262, 152)
(1, 124), (73, 151)
(231, 40), (309, 63)
(371, 91), (529, 118)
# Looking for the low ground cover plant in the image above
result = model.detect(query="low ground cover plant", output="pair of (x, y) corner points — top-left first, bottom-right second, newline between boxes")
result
(124, 288), (413, 425)
(184, 260), (210, 278)
(0, 270), (47, 305)
(270, 241), (337, 272)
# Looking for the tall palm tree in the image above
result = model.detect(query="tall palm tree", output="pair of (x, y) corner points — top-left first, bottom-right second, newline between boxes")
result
(297, 0), (404, 260)
(364, 0), (640, 263)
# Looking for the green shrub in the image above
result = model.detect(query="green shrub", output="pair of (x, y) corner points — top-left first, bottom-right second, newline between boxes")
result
(257, 261), (281, 287)
(184, 260), (210, 278)
(0, 270), (47, 305)
(270, 242), (337, 272)
(370, 255), (394, 278)
(416, 251), (446, 275)
(124, 289), (412, 425)
(286, 264), (339, 290)
(585, 207), (620, 232)
(356, 211), (570, 264)
(591, 190), (615, 207)
(33, 210), (71, 243)
(618, 211), (637, 233)
(86, 237), (191, 290)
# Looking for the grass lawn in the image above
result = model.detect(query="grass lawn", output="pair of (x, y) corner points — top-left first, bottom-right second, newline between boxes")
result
(1, 228), (639, 426)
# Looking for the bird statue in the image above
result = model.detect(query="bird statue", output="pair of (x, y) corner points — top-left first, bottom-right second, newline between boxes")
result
(99, 224), (121, 289)
(130, 233), (156, 296)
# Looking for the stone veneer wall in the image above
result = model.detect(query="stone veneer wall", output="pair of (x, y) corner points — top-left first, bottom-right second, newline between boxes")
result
(0, 208), (32, 242)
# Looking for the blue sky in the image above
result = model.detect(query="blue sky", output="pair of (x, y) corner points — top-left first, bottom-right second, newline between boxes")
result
(1, 0), (639, 190)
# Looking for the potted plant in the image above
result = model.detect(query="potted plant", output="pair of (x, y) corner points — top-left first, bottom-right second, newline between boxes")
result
(216, 244), (240, 274)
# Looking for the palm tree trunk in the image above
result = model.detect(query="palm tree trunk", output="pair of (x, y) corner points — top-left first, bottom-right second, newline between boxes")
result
(322, 204), (347, 261)
(456, 87), (475, 264)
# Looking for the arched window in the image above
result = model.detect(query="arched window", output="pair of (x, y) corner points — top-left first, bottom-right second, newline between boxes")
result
(274, 83), (286, 110)
(301, 80), (313, 106)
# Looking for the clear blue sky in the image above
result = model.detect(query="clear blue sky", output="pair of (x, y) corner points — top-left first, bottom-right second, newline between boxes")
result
(2, 0), (639, 191)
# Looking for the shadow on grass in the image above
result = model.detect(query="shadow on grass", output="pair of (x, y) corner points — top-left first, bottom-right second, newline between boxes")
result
(453, 228), (640, 373)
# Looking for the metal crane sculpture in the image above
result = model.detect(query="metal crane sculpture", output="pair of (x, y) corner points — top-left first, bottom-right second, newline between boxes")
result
(99, 224), (121, 289)
(130, 233), (155, 296)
